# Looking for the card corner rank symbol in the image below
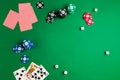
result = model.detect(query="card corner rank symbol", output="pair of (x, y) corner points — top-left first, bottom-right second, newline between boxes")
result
(3, 3), (38, 32)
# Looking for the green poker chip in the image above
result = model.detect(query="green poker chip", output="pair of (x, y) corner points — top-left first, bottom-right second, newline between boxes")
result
(67, 4), (76, 14)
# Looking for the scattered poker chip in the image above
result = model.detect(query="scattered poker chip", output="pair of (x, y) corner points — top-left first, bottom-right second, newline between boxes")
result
(58, 8), (68, 18)
(13, 45), (24, 53)
(83, 12), (92, 21)
(54, 65), (59, 69)
(93, 8), (98, 12)
(21, 55), (29, 63)
(36, 1), (44, 9)
(105, 51), (110, 55)
(48, 11), (57, 18)
(63, 70), (68, 75)
(67, 4), (76, 14)
(80, 26), (85, 31)
(46, 8), (68, 23)
(86, 18), (94, 26)
(22, 40), (34, 50)
(46, 16), (54, 23)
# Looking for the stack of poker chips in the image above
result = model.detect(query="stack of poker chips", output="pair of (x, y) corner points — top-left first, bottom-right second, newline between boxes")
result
(83, 12), (94, 26)
(46, 3), (76, 23)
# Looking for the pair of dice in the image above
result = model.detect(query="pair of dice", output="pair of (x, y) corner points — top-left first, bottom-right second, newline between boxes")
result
(13, 40), (34, 53)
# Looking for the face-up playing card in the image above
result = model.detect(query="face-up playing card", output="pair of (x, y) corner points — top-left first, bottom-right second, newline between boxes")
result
(29, 65), (49, 80)
(21, 75), (31, 80)
(25, 62), (39, 77)
(13, 67), (27, 80)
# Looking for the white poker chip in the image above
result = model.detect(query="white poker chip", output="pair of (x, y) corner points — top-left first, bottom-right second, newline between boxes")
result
(105, 51), (110, 55)
(93, 8), (98, 12)
(63, 70), (68, 75)
(80, 26), (85, 31)
(54, 65), (59, 69)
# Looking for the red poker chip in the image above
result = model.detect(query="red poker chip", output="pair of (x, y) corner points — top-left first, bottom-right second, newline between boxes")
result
(85, 17), (92, 22)
(83, 12), (92, 21)
(86, 18), (94, 26)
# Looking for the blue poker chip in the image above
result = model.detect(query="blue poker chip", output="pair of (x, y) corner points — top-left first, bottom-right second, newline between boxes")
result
(22, 40), (34, 50)
(13, 45), (24, 53)
(21, 55), (29, 63)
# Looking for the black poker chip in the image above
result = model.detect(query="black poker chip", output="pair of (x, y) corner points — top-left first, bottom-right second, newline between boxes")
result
(46, 11), (58, 23)
(36, 1), (44, 9)
(58, 8), (68, 18)
(46, 16), (54, 23)
(46, 8), (68, 23)
(47, 11), (57, 18)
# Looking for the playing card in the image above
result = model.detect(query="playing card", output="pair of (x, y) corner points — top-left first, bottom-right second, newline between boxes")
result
(3, 10), (19, 30)
(19, 3), (38, 32)
(21, 75), (31, 80)
(13, 67), (26, 80)
(19, 3), (37, 23)
(19, 20), (33, 32)
(29, 65), (49, 80)
(25, 62), (39, 77)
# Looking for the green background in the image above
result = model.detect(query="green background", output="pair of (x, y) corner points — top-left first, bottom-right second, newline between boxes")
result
(0, 0), (120, 80)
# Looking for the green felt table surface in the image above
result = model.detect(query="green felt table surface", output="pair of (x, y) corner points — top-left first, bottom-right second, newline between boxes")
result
(0, 0), (120, 80)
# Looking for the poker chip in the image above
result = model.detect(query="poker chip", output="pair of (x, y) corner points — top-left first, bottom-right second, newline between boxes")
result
(36, 1), (44, 9)
(83, 12), (92, 21)
(22, 40), (34, 50)
(48, 11), (57, 18)
(83, 12), (94, 26)
(46, 8), (68, 23)
(67, 4), (76, 14)
(58, 8), (68, 18)
(21, 55), (29, 63)
(86, 18), (94, 26)
(13, 45), (24, 53)
(46, 11), (58, 23)
(46, 16), (54, 23)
